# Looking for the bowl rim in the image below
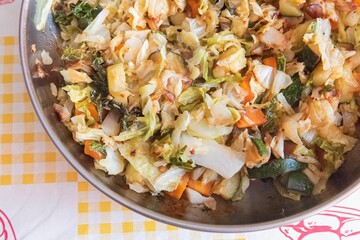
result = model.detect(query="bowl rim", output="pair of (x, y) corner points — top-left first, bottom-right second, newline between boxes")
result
(18, 0), (360, 233)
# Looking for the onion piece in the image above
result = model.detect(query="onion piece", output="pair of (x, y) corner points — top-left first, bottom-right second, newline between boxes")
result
(295, 155), (321, 167)
(201, 169), (218, 184)
(277, 93), (295, 115)
(191, 167), (206, 180)
(101, 110), (121, 136)
(185, 188), (217, 210)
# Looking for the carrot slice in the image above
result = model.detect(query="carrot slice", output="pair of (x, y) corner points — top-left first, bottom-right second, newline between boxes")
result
(186, 0), (200, 17)
(353, 0), (360, 7)
(167, 173), (190, 200)
(239, 72), (255, 104)
(187, 179), (213, 197)
(236, 107), (267, 128)
(84, 140), (105, 161)
(74, 102), (99, 122)
(263, 56), (277, 79)
(263, 56), (277, 69)
(86, 102), (99, 122)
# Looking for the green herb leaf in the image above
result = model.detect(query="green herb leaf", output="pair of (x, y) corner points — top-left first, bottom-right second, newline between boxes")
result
(90, 141), (107, 155)
(54, 9), (72, 26)
(70, 1), (101, 29)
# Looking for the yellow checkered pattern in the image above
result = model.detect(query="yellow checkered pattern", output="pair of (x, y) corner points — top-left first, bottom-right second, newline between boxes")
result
(0, 36), (247, 239)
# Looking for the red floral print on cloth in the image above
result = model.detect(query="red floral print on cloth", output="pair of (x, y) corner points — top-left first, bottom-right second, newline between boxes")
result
(0, 210), (16, 240)
(280, 206), (360, 240)
(0, 0), (14, 5)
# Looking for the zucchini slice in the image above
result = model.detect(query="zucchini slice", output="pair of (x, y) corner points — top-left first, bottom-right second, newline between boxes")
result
(296, 46), (320, 71)
(248, 158), (307, 179)
(213, 173), (241, 200)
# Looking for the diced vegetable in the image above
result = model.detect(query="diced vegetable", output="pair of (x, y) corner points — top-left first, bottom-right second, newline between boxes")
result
(279, 0), (306, 17)
(276, 52), (286, 72)
(84, 140), (106, 160)
(188, 179), (213, 197)
(167, 173), (190, 200)
(185, 188), (217, 210)
(186, 0), (201, 17)
(284, 172), (314, 196)
(213, 172), (241, 200)
(263, 57), (277, 70)
(273, 177), (301, 201)
(248, 158), (307, 179)
(239, 73), (255, 104)
(281, 74), (303, 106)
(107, 63), (131, 105)
(97, 147), (126, 175)
(236, 108), (267, 128)
(251, 137), (269, 157)
(231, 171), (250, 201)
(180, 133), (246, 179)
(296, 46), (320, 71)
(262, 98), (282, 135)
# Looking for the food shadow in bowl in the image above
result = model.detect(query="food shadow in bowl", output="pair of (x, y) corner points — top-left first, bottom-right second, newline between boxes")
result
(19, 0), (360, 232)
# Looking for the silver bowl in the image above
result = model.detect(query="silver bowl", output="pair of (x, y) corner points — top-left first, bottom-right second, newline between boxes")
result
(19, 0), (360, 232)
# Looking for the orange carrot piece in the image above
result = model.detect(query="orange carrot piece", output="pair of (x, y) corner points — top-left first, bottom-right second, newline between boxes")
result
(239, 72), (255, 104)
(167, 173), (190, 200)
(186, 0), (200, 17)
(263, 56), (277, 78)
(236, 107), (267, 128)
(84, 140), (105, 161)
(187, 179), (213, 197)
(74, 102), (99, 122)
(74, 109), (83, 116)
(353, 0), (360, 7)
(263, 56), (277, 69)
(86, 102), (99, 122)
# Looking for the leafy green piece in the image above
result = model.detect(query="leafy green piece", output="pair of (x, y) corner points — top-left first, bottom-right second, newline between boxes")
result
(320, 84), (334, 94)
(61, 47), (82, 62)
(169, 146), (195, 171)
(178, 87), (205, 112)
(281, 73), (304, 106)
(314, 137), (345, 170)
(151, 135), (174, 162)
(90, 141), (107, 155)
(54, 1), (100, 33)
(248, 158), (307, 179)
(277, 52), (286, 72)
(70, 1), (101, 29)
(54, 9), (72, 26)
(251, 137), (269, 156)
(254, 92), (265, 104)
(262, 98), (282, 135)
(61, 46), (95, 62)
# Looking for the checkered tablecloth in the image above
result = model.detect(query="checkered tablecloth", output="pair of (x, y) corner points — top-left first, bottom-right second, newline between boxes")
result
(2, 1), (360, 240)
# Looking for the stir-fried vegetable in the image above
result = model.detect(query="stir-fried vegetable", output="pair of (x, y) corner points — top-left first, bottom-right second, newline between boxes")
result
(50, 0), (360, 209)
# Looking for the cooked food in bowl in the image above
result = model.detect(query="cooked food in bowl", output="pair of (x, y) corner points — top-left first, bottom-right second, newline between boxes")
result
(46, 0), (360, 210)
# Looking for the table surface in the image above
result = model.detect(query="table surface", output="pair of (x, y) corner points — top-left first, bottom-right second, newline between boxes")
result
(1, 1), (360, 239)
